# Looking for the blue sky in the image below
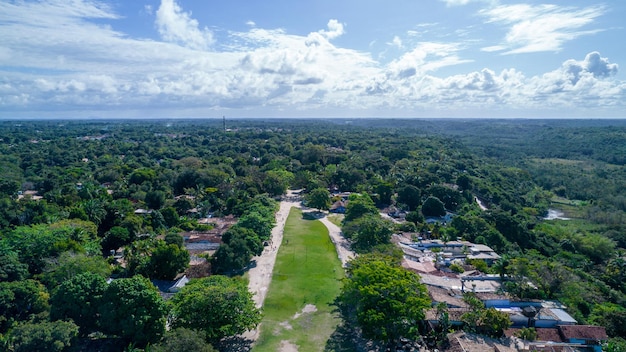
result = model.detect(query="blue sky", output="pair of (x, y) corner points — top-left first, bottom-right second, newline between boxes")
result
(1, 0), (624, 118)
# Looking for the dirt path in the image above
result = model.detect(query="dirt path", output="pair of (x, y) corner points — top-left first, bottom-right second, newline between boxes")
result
(318, 216), (355, 267)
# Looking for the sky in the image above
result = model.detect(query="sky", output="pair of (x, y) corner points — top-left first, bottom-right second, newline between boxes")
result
(0, 0), (625, 119)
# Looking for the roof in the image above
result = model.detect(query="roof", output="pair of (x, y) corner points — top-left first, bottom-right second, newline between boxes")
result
(549, 309), (577, 324)
(536, 328), (563, 342)
(558, 325), (608, 341)
(468, 253), (501, 260)
(475, 292), (509, 301)
(402, 257), (438, 274)
(425, 308), (470, 322)
(427, 286), (468, 308)
(169, 275), (189, 292)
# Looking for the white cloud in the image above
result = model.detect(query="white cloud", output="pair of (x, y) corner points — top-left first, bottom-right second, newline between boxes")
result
(388, 36), (403, 49)
(0, 1), (624, 117)
(441, 0), (473, 6)
(156, 0), (214, 50)
(440, 0), (495, 7)
(387, 42), (472, 78)
(318, 19), (345, 40)
(480, 4), (605, 54)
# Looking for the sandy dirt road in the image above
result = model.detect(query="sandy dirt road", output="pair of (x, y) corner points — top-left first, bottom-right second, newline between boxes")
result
(318, 216), (354, 267)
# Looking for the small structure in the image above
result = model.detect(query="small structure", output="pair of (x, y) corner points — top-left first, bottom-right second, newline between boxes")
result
(17, 190), (43, 201)
(168, 275), (189, 293)
(329, 200), (346, 214)
(425, 212), (455, 224)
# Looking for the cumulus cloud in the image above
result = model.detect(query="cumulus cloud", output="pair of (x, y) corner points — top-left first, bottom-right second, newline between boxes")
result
(544, 51), (618, 89)
(0, 1), (624, 118)
(156, 0), (214, 50)
(386, 42), (472, 79)
(480, 4), (605, 54)
(388, 36), (403, 49)
(319, 19), (345, 40)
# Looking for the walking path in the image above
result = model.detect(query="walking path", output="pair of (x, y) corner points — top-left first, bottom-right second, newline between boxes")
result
(318, 216), (354, 267)
(244, 190), (356, 342)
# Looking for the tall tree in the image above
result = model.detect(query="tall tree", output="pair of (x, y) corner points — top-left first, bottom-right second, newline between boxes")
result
(7, 320), (79, 352)
(305, 187), (331, 211)
(344, 193), (378, 222)
(50, 272), (107, 336)
(344, 214), (393, 253)
(421, 196), (446, 217)
(170, 275), (261, 343)
(0, 280), (49, 334)
(338, 256), (430, 344)
(99, 276), (168, 347)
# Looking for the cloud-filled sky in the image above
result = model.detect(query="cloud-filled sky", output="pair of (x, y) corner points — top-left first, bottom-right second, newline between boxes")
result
(0, 0), (624, 118)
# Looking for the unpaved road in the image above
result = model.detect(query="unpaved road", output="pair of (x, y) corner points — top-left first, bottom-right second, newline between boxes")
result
(318, 216), (354, 267)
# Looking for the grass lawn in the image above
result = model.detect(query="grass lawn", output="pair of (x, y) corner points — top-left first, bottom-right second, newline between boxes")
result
(253, 207), (344, 352)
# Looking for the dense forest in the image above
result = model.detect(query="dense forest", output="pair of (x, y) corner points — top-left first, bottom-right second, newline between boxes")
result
(0, 118), (625, 351)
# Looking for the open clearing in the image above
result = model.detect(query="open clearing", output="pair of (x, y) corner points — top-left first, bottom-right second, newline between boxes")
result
(252, 208), (345, 352)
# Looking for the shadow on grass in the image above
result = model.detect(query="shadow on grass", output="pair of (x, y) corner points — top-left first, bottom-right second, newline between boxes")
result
(324, 301), (387, 352)
(324, 322), (388, 352)
(216, 335), (255, 352)
(302, 210), (326, 220)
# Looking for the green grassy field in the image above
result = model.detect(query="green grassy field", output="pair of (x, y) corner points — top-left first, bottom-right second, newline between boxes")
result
(253, 208), (344, 352)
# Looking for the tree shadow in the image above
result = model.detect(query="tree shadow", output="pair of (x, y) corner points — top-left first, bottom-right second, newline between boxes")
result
(216, 335), (254, 352)
(302, 210), (326, 220)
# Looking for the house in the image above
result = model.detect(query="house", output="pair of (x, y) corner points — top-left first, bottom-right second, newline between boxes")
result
(17, 190), (43, 201)
(168, 275), (189, 293)
(425, 212), (455, 224)
(467, 243), (501, 264)
(558, 325), (607, 352)
(427, 285), (469, 308)
(329, 200), (346, 213)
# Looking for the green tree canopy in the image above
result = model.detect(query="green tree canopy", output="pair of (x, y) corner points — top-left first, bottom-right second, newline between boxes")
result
(40, 251), (111, 289)
(0, 279), (49, 333)
(304, 187), (331, 211)
(460, 292), (511, 337)
(170, 275), (261, 343)
(344, 193), (378, 222)
(99, 276), (168, 347)
(152, 328), (216, 352)
(396, 184), (422, 211)
(211, 227), (263, 274)
(50, 272), (107, 336)
(7, 320), (79, 352)
(0, 249), (29, 282)
(421, 196), (446, 217)
(235, 211), (275, 240)
(338, 256), (430, 343)
(343, 214), (393, 253)
(143, 241), (190, 280)
(2, 221), (99, 274)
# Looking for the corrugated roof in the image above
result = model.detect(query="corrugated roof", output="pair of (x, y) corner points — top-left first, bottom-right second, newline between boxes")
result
(549, 309), (577, 324)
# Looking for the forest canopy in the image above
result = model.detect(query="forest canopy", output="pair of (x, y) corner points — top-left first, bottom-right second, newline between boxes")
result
(0, 118), (625, 349)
